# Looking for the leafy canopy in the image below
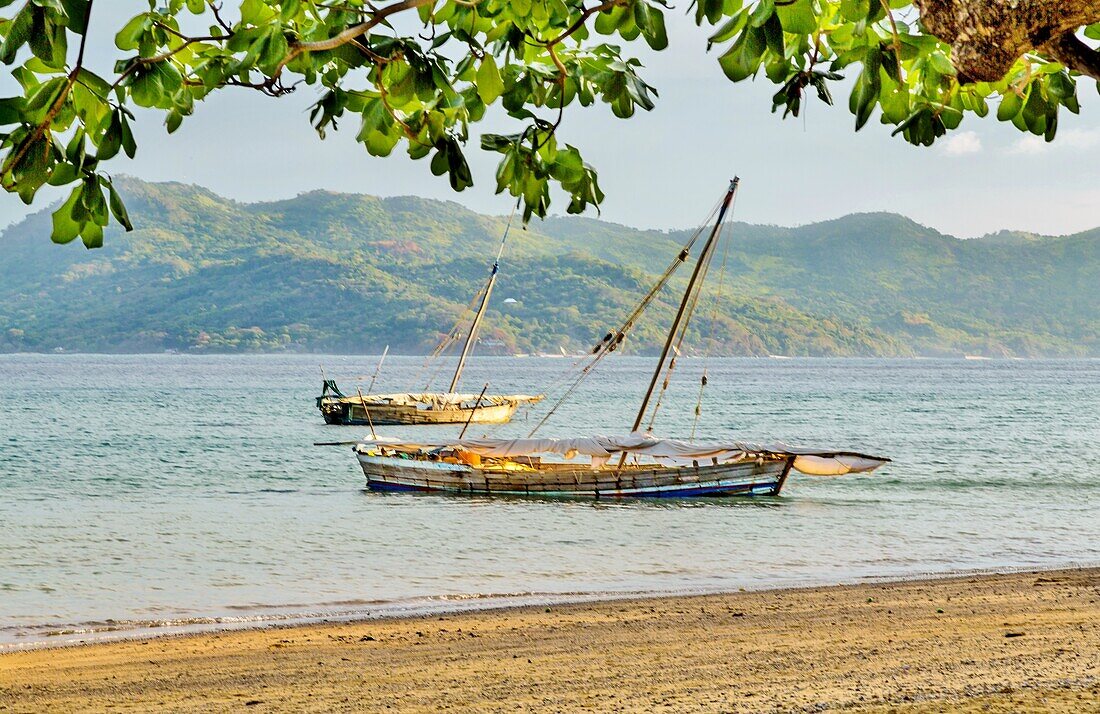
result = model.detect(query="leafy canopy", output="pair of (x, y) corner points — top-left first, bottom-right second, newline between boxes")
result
(0, 0), (1097, 247)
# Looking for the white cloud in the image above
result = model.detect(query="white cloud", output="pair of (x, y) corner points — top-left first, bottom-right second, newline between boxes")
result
(1062, 128), (1100, 150)
(1008, 135), (1048, 155)
(1008, 128), (1100, 156)
(941, 131), (983, 156)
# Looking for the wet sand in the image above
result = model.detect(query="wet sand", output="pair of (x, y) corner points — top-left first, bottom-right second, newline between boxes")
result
(1, 568), (1097, 712)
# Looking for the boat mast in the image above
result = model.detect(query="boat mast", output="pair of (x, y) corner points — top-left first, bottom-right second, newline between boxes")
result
(448, 216), (514, 394)
(629, 177), (739, 432)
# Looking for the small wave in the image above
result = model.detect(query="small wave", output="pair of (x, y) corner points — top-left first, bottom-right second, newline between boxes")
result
(0, 589), (666, 651)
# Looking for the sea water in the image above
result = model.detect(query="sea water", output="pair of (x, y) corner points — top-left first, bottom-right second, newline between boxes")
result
(1, 354), (1098, 648)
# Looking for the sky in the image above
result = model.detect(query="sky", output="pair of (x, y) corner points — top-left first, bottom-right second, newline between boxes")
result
(1, 3), (1098, 238)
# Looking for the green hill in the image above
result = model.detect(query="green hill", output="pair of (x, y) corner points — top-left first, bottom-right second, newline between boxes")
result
(0, 178), (1096, 357)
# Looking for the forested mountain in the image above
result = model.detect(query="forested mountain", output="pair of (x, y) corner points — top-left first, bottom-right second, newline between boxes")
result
(0, 178), (1096, 357)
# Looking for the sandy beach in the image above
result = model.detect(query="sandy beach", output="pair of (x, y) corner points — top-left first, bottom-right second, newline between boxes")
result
(1, 568), (1097, 713)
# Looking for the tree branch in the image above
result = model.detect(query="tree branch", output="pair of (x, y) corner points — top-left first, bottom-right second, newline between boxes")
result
(1, 0), (94, 185)
(264, 0), (433, 89)
(547, 0), (621, 46)
(75, 0), (93, 67)
(1043, 32), (1100, 81)
(293, 0), (433, 53)
(915, 0), (1100, 82)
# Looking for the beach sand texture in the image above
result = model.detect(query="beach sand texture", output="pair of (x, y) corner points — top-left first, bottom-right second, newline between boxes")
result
(1, 568), (1097, 713)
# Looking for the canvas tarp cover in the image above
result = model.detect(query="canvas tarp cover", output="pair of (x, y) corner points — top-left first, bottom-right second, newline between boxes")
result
(358, 432), (889, 476)
(345, 392), (542, 409)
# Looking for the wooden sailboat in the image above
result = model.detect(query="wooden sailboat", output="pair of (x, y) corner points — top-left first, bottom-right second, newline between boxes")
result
(351, 178), (889, 496)
(318, 221), (542, 426)
(318, 388), (540, 426)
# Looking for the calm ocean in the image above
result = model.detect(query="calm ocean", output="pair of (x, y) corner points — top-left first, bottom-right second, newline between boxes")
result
(2, 354), (1098, 648)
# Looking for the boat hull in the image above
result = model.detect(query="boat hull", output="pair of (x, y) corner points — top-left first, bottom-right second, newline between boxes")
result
(356, 453), (795, 498)
(321, 400), (520, 426)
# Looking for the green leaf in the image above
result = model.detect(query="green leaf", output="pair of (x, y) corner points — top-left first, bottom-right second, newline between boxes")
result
(80, 175), (109, 226)
(850, 68), (880, 131)
(59, 0), (90, 34)
(594, 5), (624, 35)
(97, 110), (122, 160)
(1047, 72), (1075, 101)
(762, 14), (783, 57)
(748, 0), (775, 28)
(50, 186), (82, 244)
(927, 52), (955, 76)
(29, 5), (68, 69)
(0, 96), (23, 124)
(476, 54), (504, 104)
(165, 109), (183, 133)
(718, 25), (766, 82)
(80, 220), (103, 248)
(839, 0), (870, 22)
(120, 113), (137, 158)
(65, 124), (85, 165)
(75, 68), (112, 98)
(22, 76), (67, 124)
(259, 26), (288, 74)
(47, 162), (79, 186)
(997, 91), (1022, 121)
(642, 6), (668, 51)
(115, 12), (148, 51)
(104, 177), (133, 231)
(775, 0), (817, 34)
(0, 2), (35, 64)
(707, 11), (747, 47)
(363, 127), (400, 157)
(633, 1), (653, 36)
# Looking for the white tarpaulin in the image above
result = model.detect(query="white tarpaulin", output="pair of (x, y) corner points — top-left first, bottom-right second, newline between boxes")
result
(349, 392), (542, 408)
(357, 432), (889, 476)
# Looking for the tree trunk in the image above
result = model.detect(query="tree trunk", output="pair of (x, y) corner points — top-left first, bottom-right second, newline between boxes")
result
(914, 0), (1100, 81)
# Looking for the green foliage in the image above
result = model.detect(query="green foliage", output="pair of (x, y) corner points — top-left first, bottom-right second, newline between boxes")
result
(0, 0), (1096, 245)
(0, 179), (1096, 357)
(695, 0), (1089, 146)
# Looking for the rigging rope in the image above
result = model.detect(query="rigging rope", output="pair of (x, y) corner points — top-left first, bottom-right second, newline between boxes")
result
(691, 206), (735, 441)
(642, 188), (739, 434)
(412, 198), (521, 393)
(411, 284), (487, 391)
(525, 193), (728, 437)
(645, 234), (717, 431)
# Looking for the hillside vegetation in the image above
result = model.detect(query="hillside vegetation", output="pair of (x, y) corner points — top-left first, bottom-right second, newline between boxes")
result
(0, 178), (1096, 357)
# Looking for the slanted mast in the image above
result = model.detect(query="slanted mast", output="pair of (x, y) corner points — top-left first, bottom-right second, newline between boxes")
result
(631, 177), (739, 432)
(448, 207), (515, 394)
(316, 202), (543, 427)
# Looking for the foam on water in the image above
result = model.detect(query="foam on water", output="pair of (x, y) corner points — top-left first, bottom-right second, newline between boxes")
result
(2, 355), (1098, 648)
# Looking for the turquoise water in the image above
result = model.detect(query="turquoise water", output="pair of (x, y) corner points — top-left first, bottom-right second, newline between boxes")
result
(2, 354), (1098, 647)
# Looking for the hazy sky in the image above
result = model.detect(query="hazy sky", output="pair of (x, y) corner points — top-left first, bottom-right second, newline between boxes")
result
(2, 4), (1098, 237)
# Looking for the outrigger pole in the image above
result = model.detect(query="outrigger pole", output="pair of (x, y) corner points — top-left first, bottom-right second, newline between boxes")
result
(630, 177), (739, 433)
(448, 200), (518, 394)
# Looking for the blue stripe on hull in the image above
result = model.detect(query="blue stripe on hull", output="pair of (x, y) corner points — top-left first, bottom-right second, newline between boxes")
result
(626, 483), (777, 497)
(367, 481), (435, 492)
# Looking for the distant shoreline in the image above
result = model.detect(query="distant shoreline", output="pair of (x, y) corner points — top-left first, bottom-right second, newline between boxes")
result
(3, 351), (1099, 360)
(3, 567), (1097, 712)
